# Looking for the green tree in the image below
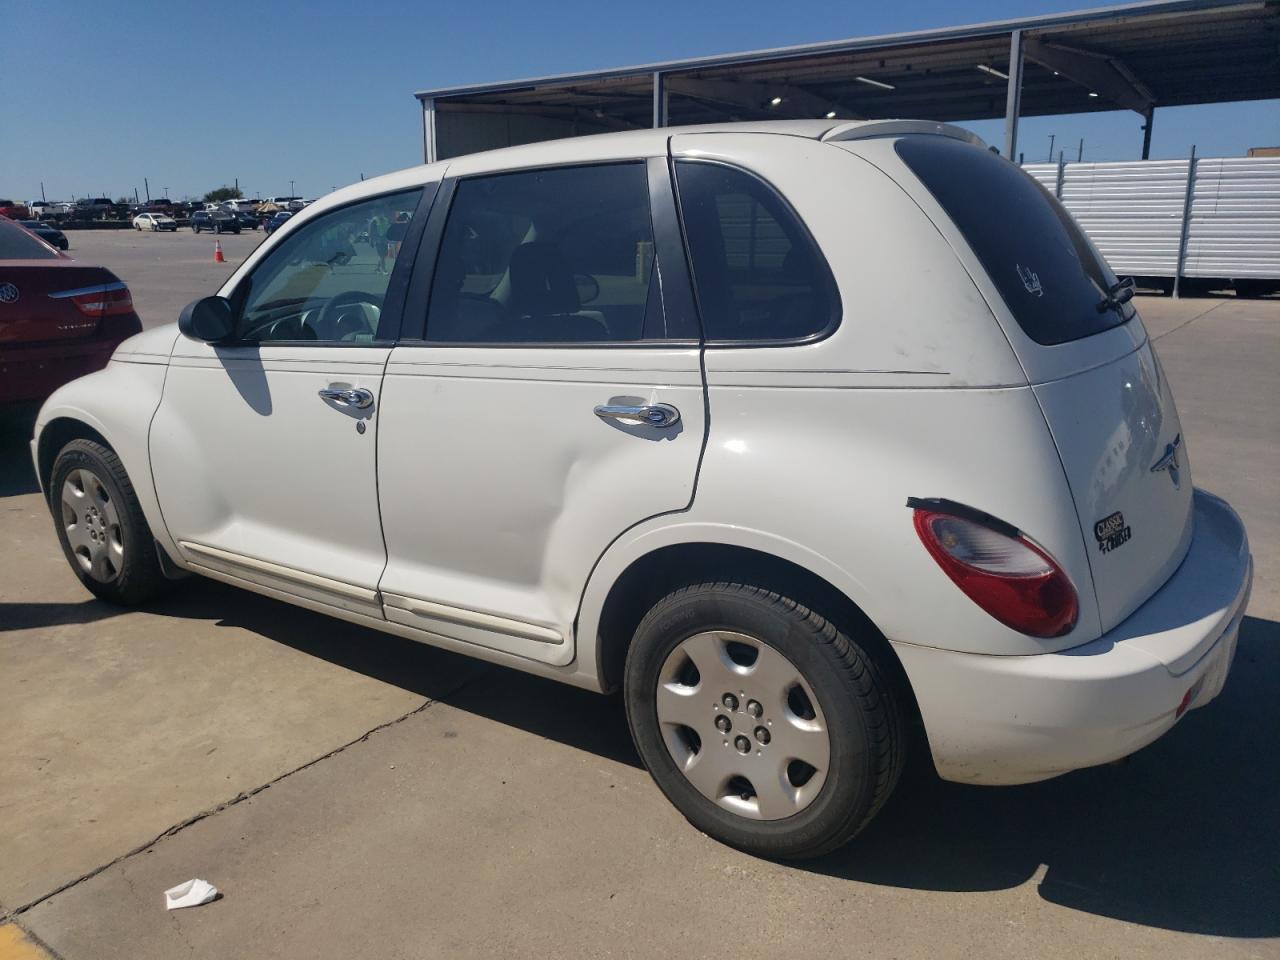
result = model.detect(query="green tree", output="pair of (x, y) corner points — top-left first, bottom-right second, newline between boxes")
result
(202, 185), (244, 203)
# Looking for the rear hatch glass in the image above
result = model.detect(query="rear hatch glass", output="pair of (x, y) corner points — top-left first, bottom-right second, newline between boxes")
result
(894, 135), (1135, 346)
(0, 221), (59, 260)
(895, 135), (1193, 632)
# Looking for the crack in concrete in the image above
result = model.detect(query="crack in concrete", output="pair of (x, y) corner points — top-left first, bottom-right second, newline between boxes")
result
(1151, 298), (1231, 342)
(2, 680), (471, 923)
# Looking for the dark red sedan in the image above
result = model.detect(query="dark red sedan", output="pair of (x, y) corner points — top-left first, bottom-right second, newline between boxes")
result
(0, 217), (142, 406)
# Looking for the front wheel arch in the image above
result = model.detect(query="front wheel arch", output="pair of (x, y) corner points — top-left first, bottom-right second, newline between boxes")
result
(37, 417), (112, 502)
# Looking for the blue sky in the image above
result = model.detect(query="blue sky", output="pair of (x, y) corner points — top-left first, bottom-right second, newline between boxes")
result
(3, 0), (1276, 202)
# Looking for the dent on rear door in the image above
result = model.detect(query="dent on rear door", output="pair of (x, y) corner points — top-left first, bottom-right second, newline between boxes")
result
(375, 156), (707, 667)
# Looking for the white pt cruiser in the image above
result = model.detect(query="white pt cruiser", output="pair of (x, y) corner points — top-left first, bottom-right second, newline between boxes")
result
(32, 120), (1253, 859)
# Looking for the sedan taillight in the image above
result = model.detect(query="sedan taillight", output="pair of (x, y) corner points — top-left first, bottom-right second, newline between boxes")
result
(910, 499), (1078, 638)
(70, 286), (134, 317)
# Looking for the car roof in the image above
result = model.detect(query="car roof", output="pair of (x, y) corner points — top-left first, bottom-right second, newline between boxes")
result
(300, 118), (980, 224)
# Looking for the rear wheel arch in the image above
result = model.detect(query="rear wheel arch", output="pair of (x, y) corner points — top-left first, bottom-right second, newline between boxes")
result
(591, 542), (923, 743)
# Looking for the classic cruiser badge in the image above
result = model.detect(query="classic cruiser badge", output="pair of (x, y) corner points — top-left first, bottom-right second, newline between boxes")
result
(1094, 511), (1131, 553)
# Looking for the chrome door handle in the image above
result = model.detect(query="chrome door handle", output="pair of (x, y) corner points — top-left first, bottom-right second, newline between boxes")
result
(319, 386), (375, 409)
(594, 402), (680, 428)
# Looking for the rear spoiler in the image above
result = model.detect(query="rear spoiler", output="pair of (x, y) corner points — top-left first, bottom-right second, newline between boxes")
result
(822, 119), (985, 148)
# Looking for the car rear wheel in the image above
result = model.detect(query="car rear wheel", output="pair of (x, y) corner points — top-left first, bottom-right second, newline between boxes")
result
(50, 439), (168, 606)
(624, 581), (905, 860)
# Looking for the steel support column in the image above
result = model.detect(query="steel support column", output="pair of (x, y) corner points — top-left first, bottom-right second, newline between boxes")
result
(1172, 145), (1197, 299)
(422, 98), (438, 164)
(1003, 30), (1024, 159)
(652, 72), (668, 128)
(1141, 106), (1154, 160)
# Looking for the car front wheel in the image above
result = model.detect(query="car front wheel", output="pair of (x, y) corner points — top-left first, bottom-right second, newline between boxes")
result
(624, 581), (905, 860)
(50, 439), (168, 605)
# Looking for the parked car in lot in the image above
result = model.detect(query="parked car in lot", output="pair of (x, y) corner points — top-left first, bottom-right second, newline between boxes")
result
(262, 210), (292, 234)
(190, 209), (239, 234)
(0, 199), (31, 219)
(29, 120), (1252, 859)
(73, 197), (118, 220)
(0, 218), (141, 406)
(17, 220), (69, 250)
(231, 209), (259, 230)
(28, 201), (55, 220)
(133, 212), (178, 232)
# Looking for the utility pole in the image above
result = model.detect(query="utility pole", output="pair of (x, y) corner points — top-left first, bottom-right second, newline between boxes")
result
(40, 181), (46, 202)
(235, 177), (239, 196)
(1077, 138), (1084, 162)
(1047, 134), (1056, 161)
(144, 177), (150, 202)
(289, 179), (295, 197)
(162, 186), (169, 198)
(134, 188), (140, 203)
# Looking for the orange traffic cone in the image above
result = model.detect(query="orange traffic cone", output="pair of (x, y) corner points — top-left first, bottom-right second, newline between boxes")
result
(213, 240), (225, 263)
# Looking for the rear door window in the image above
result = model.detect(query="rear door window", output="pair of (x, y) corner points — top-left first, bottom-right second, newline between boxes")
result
(894, 136), (1134, 346)
(425, 163), (675, 344)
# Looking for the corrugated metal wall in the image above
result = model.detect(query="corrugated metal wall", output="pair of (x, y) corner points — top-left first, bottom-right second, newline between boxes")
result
(1184, 158), (1280, 279)
(1021, 155), (1280, 281)
(1060, 160), (1190, 277)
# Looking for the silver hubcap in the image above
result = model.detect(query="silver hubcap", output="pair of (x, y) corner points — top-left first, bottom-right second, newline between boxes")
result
(655, 630), (830, 820)
(61, 469), (124, 583)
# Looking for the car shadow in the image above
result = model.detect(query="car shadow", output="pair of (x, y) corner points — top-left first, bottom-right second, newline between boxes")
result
(0, 407), (40, 497)
(5, 569), (1275, 938)
(805, 613), (1280, 938)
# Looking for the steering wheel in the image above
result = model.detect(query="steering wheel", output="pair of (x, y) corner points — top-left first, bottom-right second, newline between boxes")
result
(315, 290), (382, 341)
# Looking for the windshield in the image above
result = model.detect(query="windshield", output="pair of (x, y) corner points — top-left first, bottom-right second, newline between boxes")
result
(895, 136), (1134, 346)
(0, 220), (58, 259)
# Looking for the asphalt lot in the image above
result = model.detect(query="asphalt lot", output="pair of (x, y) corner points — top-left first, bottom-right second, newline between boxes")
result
(1, 231), (1277, 959)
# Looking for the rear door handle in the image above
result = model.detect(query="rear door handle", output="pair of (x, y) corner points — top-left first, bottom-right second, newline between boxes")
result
(593, 402), (680, 428)
(319, 386), (375, 409)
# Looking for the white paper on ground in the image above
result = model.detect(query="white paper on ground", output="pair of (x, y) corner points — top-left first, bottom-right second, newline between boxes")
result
(164, 878), (219, 910)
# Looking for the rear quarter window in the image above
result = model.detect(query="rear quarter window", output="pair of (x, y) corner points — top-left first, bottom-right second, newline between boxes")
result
(674, 161), (839, 343)
(894, 136), (1133, 346)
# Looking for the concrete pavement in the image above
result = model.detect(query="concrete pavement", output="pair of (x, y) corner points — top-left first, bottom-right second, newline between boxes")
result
(1, 283), (1277, 958)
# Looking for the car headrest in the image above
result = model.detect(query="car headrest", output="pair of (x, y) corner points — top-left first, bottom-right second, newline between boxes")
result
(507, 242), (579, 317)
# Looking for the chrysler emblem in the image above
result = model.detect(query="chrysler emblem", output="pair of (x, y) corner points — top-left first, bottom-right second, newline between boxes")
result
(0, 282), (18, 304)
(1150, 433), (1182, 488)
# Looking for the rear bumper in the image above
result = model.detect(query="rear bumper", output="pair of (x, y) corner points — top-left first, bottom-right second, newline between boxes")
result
(895, 489), (1252, 785)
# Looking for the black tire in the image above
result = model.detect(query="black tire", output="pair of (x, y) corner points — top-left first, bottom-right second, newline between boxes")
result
(624, 581), (905, 860)
(49, 439), (168, 606)
(214, 223), (222, 235)
(192, 224), (199, 233)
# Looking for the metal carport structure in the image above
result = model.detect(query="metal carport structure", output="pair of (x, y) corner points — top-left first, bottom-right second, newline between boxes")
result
(414, 0), (1280, 163)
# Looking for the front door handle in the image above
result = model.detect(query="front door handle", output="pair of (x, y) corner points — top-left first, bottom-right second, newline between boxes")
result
(594, 402), (680, 428)
(319, 386), (375, 409)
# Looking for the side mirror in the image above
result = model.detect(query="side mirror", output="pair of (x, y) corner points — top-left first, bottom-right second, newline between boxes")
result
(178, 296), (235, 343)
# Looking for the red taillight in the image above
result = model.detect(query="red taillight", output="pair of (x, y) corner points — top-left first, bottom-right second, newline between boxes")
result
(70, 286), (133, 317)
(912, 505), (1078, 638)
